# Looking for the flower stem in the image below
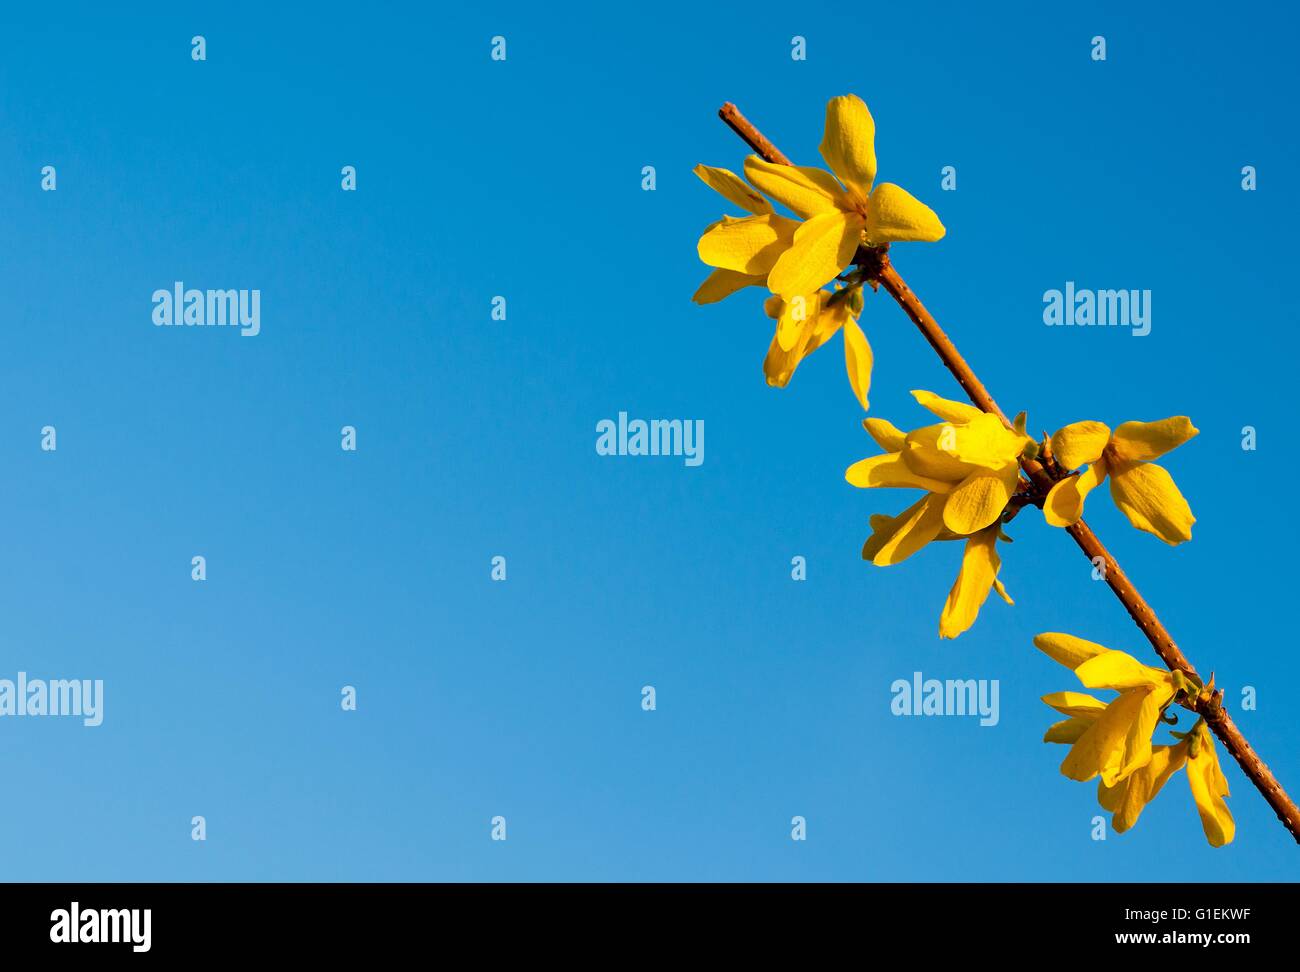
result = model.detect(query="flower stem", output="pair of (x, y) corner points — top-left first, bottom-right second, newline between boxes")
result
(717, 101), (1300, 844)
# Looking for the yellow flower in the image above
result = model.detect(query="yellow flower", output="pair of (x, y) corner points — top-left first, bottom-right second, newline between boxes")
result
(1096, 722), (1234, 846)
(693, 95), (941, 408)
(1185, 722), (1235, 847)
(742, 94), (945, 300)
(762, 288), (872, 409)
(860, 508), (1014, 639)
(692, 165), (872, 409)
(847, 391), (1032, 563)
(937, 525), (1014, 639)
(1097, 742), (1187, 835)
(1037, 634), (1233, 847)
(692, 164), (798, 303)
(1034, 632), (1176, 787)
(849, 392), (1029, 637)
(1043, 417), (1197, 545)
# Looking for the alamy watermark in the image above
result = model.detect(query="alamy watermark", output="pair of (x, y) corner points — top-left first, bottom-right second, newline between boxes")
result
(0, 672), (103, 726)
(891, 671), (999, 726)
(596, 411), (704, 467)
(50, 902), (150, 952)
(1043, 281), (1150, 336)
(152, 281), (260, 336)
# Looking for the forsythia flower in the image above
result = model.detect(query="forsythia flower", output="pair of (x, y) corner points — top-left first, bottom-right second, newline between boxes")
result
(1044, 417), (1197, 545)
(692, 94), (946, 410)
(848, 391), (1032, 548)
(762, 288), (873, 409)
(1034, 632), (1176, 786)
(744, 95), (945, 300)
(937, 524), (1013, 639)
(1097, 741), (1186, 835)
(692, 164), (796, 303)
(848, 391), (1031, 636)
(692, 165), (872, 408)
(859, 514), (1014, 638)
(1184, 721), (1235, 847)
(1096, 723), (1235, 846)
(1035, 632), (1235, 847)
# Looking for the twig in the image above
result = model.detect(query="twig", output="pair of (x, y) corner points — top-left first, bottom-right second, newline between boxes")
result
(718, 102), (1300, 844)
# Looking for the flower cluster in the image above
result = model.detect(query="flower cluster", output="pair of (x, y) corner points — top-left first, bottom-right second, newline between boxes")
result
(1035, 633), (1233, 845)
(691, 94), (1231, 846)
(845, 391), (1032, 638)
(1044, 418), (1197, 545)
(693, 94), (944, 411)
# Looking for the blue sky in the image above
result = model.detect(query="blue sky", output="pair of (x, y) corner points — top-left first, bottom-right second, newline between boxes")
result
(0, 1), (1296, 880)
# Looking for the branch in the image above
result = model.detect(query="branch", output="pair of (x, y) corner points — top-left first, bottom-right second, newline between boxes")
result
(718, 101), (1300, 844)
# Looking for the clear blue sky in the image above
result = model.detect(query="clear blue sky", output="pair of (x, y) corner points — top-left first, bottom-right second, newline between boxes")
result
(0, 1), (1296, 880)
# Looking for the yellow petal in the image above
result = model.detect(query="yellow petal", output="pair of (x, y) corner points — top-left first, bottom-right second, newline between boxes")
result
(1033, 632), (1110, 671)
(845, 452), (952, 492)
(767, 211), (863, 300)
(861, 501), (919, 562)
(863, 183), (945, 244)
(1110, 417), (1198, 463)
(692, 268), (766, 305)
(697, 213), (799, 274)
(743, 156), (843, 219)
(1045, 717), (1097, 744)
(761, 338), (801, 388)
(1074, 650), (1173, 693)
(1051, 421), (1111, 470)
(1112, 690), (1166, 785)
(775, 293), (820, 351)
(796, 166), (847, 196)
(810, 298), (851, 351)
(863, 493), (947, 566)
(842, 316), (872, 411)
(992, 577), (1013, 604)
(910, 389), (984, 424)
(1043, 459), (1108, 528)
(863, 417), (907, 453)
(940, 413), (1028, 470)
(941, 464), (1017, 535)
(693, 164), (773, 215)
(818, 94), (877, 199)
(938, 527), (1003, 639)
(1099, 742), (1187, 833)
(901, 426), (979, 482)
(1186, 730), (1234, 847)
(761, 294), (843, 388)
(762, 305), (802, 387)
(1061, 687), (1161, 786)
(1108, 461), (1195, 545)
(1041, 691), (1109, 718)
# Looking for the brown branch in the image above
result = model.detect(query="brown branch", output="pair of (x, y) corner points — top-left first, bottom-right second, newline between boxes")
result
(719, 103), (793, 166)
(718, 102), (1300, 844)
